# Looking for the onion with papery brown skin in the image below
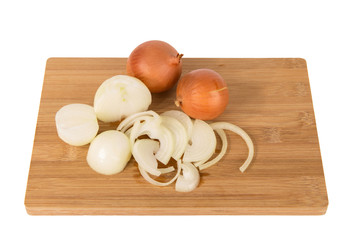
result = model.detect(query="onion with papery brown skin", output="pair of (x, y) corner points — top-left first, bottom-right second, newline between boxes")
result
(126, 40), (183, 93)
(175, 69), (229, 120)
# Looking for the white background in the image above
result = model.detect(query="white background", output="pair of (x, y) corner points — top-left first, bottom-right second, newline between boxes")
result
(1, 0), (359, 239)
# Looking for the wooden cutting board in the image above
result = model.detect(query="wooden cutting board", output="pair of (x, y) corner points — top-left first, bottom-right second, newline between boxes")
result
(25, 58), (328, 215)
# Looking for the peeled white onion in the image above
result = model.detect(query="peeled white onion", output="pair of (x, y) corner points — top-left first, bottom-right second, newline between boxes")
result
(55, 103), (99, 146)
(87, 130), (131, 175)
(183, 119), (216, 163)
(175, 162), (200, 192)
(94, 75), (152, 122)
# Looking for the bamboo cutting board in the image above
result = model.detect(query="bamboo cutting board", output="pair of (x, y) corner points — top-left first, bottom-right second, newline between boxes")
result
(25, 58), (328, 215)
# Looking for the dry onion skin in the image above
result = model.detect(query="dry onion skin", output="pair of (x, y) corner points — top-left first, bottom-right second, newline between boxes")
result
(55, 103), (99, 146)
(126, 40), (183, 93)
(175, 69), (229, 120)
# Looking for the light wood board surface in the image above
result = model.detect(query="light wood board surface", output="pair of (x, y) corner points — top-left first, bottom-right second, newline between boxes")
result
(25, 58), (328, 215)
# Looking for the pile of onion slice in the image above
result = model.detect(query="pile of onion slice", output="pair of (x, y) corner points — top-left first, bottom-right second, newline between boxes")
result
(116, 110), (254, 192)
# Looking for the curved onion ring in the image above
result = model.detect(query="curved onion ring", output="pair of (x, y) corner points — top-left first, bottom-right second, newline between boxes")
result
(210, 122), (254, 172)
(138, 160), (181, 186)
(117, 110), (159, 132)
(195, 129), (228, 170)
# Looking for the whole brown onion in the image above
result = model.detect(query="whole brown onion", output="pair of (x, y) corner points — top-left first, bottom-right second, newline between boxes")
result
(175, 69), (229, 120)
(126, 40), (183, 93)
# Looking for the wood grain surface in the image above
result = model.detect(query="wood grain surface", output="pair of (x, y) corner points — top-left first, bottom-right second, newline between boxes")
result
(24, 58), (328, 215)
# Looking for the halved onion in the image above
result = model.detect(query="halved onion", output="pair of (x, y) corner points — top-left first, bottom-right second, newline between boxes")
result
(55, 103), (99, 146)
(175, 162), (200, 192)
(183, 119), (216, 163)
(94, 75), (152, 122)
(160, 115), (188, 160)
(210, 122), (254, 172)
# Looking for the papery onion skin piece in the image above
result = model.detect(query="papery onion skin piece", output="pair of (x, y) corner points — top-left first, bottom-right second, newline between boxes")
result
(210, 122), (254, 172)
(94, 75), (151, 122)
(126, 40), (183, 93)
(175, 69), (229, 120)
(55, 103), (99, 146)
(87, 130), (131, 175)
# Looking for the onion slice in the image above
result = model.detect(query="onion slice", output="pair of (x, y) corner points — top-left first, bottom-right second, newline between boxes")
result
(210, 122), (254, 172)
(130, 116), (174, 165)
(195, 129), (228, 170)
(132, 139), (161, 176)
(158, 166), (175, 174)
(138, 160), (182, 186)
(161, 110), (193, 141)
(183, 119), (216, 163)
(160, 115), (188, 160)
(117, 110), (159, 132)
(175, 162), (200, 192)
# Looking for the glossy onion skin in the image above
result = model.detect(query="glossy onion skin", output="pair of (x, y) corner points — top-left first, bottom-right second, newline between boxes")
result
(176, 69), (229, 120)
(126, 40), (183, 93)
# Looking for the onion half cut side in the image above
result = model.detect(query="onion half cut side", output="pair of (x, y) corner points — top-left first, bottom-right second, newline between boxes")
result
(175, 162), (200, 192)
